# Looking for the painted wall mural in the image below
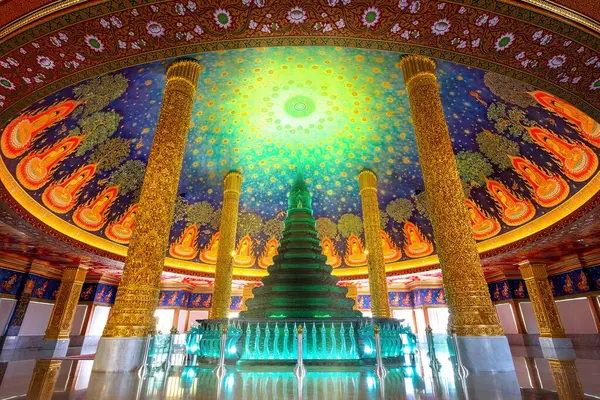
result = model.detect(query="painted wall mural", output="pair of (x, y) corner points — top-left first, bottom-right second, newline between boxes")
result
(0, 269), (25, 296)
(79, 282), (118, 304)
(27, 274), (61, 301)
(1, 47), (600, 276)
(488, 279), (529, 302)
(549, 268), (593, 298)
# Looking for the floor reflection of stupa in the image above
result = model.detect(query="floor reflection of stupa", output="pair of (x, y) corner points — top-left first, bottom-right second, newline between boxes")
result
(189, 174), (416, 365)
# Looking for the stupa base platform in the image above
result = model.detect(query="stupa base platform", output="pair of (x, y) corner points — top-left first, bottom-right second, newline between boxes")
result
(186, 317), (417, 366)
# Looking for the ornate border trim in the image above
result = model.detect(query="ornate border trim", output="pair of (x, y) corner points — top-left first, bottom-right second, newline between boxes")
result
(0, 0), (95, 40)
(519, 0), (600, 34)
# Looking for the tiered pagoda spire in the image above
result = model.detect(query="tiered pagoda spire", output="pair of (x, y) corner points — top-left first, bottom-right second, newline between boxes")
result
(241, 173), (360, 318)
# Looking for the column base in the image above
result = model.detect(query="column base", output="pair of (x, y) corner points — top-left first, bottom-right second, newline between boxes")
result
(88, 371), (142, 399)
(539, 337), (575, 360)
(39, 338), (70, 358)
(92, 337), (148, 373)
(455, 335), (515, 372)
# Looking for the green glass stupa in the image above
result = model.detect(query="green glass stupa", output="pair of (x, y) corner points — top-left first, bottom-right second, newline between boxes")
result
(241, 173), (361, 319)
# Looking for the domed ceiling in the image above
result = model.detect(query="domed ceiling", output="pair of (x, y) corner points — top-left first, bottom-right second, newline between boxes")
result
(1, 46), (600, 278)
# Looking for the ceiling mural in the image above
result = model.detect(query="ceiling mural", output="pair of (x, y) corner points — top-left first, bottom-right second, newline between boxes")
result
(1, 46), (600, 278)
(0, 0), (599, 123)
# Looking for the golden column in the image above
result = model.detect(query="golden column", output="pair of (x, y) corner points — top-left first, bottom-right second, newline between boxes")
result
(358, 169), (390, 318)
(210, 171), (243, 319)
(26, 360), (62, 400)
(399, 55), (503, 338)
(94, 60), (200, 372)
(518, 261), (566, 338)
(101, 60), (200, 338)
(241, 282), (258, 311)
(43, 265), (88, 343)
(548, 358), (585, 400)
(346, 283), (359, 311)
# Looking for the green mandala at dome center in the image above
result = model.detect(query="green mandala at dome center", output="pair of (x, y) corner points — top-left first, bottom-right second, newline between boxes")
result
(284, 94), (316, 118)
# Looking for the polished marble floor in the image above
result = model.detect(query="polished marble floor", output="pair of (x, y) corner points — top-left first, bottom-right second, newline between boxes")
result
(0, 346), (598, 399)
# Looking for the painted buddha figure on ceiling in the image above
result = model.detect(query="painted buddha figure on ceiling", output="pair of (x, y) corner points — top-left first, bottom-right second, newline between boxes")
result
(344, 234), (368, 267)
(321, 237), (342, 268)
(1, 100), (80, 159)
(486, 180), (535, 226)
(403, 221), (433, 258)
(258, 237), (279, 268)
(233, 235), (255, 268)
(465, 199), (501, 240)
(200, 232), (219, 264)
(169, 225), (199, 260)
(511, 156), (569, 207)
(529, 126), (597, 182)
(380, 230), (401, 262)
(73, 187), (118, 231)
(530, 90), (600, 146)
(42, 165), (96, 213)
(105, 204), (138, 244)
(16, 136), (81, 190)
(544, 136), (586, 173)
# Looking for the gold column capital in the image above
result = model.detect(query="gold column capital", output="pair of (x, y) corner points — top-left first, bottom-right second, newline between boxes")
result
(345, 283), (359, 311)
(518, 260), (548, 280)
(241, 282), (258, 311)
(166, 59), (202, 86)
(358, 169), (377, 192)
(224, 170), (243, 194)
(398, 55), (436, 84)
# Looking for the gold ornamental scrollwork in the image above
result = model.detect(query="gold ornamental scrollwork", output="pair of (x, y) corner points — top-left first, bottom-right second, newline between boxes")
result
(102, 59), (201, 338)
(399, 55), (503, 337)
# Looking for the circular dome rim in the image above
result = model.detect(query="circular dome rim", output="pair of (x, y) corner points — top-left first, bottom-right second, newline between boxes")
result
(1, 0), (600, 278)
(1, 44), (600, 279)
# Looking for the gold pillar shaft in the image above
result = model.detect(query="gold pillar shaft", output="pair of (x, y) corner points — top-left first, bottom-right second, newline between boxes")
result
(27, 359), (62, 400)
(358, 169), (390, 318)
(346, 283), (359, 311)
(518, 261), (566, 338)
(548, 358), (585, 400)
(44, 265), (88, 340)
(399, 55), (502, 336)
(102, 59), (201, 337)
(210, 171), (242, 319)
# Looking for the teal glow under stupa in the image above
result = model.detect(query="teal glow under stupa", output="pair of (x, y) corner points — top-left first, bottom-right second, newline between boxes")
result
(241, 173), (361, 319)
